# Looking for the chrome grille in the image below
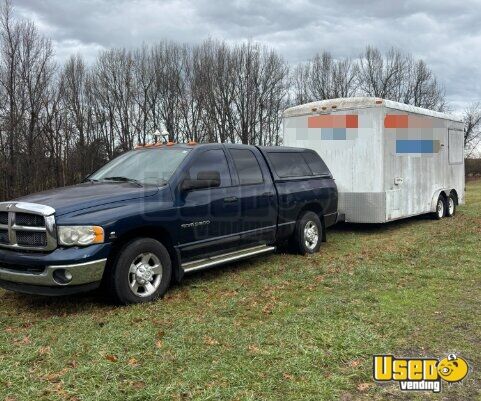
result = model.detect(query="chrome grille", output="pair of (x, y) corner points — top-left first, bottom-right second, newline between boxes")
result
(16, 213), (45, 227)
(0, 229), (8, 244)
(16, 231), (47, 247)
(0, 202), (56, 251)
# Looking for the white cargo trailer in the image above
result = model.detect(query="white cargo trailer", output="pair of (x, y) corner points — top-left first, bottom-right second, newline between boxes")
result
(282, 97), (465, 223)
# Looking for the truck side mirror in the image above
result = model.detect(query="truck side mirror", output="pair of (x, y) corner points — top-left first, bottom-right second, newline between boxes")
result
(181, 171), (221, 191)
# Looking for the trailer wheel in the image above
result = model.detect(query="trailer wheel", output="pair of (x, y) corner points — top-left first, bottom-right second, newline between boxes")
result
(291, 211), (322, 255)
(433, 195), (446, 220)
(446, 194), (456, 217)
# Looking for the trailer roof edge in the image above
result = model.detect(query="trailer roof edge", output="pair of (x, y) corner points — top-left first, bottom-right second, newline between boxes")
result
(283, 97), (463, 123)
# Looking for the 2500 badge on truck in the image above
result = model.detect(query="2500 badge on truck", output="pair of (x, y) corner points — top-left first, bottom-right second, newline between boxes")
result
(0, 144), (338, 304)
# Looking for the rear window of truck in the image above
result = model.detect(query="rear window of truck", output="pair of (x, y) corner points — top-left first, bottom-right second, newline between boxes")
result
(267, 152), (312, 178)
(267, 151), (330, 178)
(302, 150), (331, 176)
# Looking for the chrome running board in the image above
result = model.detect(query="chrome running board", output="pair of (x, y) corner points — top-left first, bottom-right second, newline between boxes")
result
(182, 244), (276, 273)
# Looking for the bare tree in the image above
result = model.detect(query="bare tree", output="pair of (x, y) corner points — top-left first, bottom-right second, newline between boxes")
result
(358, 46), (407, 100)
(0, 0), (55, 198)
(463, 102), (481, 156)
(0, 1), (456, 201)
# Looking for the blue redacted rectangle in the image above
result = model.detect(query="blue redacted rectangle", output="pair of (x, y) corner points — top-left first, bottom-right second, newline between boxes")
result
(396, 140), (439, 153)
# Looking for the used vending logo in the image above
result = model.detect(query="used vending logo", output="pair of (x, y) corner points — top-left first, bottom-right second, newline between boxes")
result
(373, 354), (469, 393)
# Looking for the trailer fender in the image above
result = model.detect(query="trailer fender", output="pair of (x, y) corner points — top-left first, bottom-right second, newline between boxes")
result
(430, 189), (451, 212)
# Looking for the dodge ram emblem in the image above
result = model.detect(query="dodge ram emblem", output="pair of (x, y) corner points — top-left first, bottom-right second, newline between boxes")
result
(5, 203), (13, 210)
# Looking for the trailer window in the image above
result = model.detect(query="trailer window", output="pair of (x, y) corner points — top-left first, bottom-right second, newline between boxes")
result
(448, 129), (464, 165)
(267, 152), (312, 178)
(302, 151), (331, 176)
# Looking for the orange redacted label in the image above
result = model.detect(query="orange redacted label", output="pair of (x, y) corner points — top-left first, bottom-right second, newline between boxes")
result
(385, 114), (440, 128)
(308, 114), (358, 128)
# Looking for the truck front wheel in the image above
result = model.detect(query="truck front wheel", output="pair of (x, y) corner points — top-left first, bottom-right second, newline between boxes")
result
(291, 211), (323, 255)
(107, 238), (172, 305)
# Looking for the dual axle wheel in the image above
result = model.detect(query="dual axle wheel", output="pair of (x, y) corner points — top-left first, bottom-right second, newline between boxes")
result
(434, 193), (456, 219)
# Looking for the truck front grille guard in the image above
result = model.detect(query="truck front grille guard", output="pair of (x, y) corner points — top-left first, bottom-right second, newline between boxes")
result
(0, 202), (57, 251)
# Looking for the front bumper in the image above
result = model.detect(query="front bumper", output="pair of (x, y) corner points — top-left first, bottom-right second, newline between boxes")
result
(0, 243), (111, 295)
(0, 258), (107, 286)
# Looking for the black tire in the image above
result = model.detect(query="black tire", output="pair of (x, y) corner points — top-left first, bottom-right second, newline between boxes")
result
(433, 195), (446, 220)
(107, 238), (172, 305)
(446, 193), (456, 217)
(291, 211), (323, 255)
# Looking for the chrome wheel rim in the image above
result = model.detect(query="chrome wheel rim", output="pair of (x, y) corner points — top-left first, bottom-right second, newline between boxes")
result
(448, 198), (454, 215)
(128, 252), (162, 297)
(304, 221), (319, 250)
(437, 199), (444, 218)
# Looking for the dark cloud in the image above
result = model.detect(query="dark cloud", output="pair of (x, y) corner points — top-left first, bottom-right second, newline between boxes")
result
(15, 0), (481, 111)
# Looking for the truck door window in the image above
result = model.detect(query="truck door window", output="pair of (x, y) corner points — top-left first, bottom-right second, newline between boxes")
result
(267, 152), (312, 178)
(230, 149), (264, 185)
(187, 149), (231, 187)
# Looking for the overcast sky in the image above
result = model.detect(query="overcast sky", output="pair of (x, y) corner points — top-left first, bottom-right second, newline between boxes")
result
(15, 0), (481, 113)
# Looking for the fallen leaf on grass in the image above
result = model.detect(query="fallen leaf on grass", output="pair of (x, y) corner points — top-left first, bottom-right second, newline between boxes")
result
(42, 368), (70, 383)
(262, 303), (274, 315)
(14, 335), (31, 346)
(357, 382), (372, 392)
(155, 340), (164, 349)
(348, 359), (362, 368)
(105, 354), (118, 362)
(248, 344), (261, 353)
(283, 373), (294, 381)
(67, 360), (78, 368)
(38, 346), (51, 356)
(128, 357), (139, 366)
(204, 336), (219, 346)
(131, 381), (145, 390)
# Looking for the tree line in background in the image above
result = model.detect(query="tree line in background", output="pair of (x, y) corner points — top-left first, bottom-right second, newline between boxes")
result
(0, 1), (480, 201)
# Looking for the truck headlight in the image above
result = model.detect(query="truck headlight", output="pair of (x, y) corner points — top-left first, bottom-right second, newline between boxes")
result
(58, 226), (104, 246)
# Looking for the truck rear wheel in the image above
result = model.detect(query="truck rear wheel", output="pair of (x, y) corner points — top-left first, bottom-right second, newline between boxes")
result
(291, 211), (322, 255)
(107, 238), (172, 305)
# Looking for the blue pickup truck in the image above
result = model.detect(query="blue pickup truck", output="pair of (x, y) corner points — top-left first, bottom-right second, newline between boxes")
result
(0, 143), (337, 304)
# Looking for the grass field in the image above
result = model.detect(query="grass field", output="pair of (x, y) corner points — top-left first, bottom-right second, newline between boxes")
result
(1, 182), (481, 401)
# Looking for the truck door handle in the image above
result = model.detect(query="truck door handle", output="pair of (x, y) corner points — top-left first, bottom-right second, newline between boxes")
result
(262, 192), (274, 197)
(223, 196), (238, 203)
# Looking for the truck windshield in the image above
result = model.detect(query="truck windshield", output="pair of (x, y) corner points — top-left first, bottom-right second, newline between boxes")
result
(89, 148), (190, 185)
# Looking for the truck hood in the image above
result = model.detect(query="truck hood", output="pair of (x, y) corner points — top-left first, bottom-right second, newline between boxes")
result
(15, 182), (159, 216)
